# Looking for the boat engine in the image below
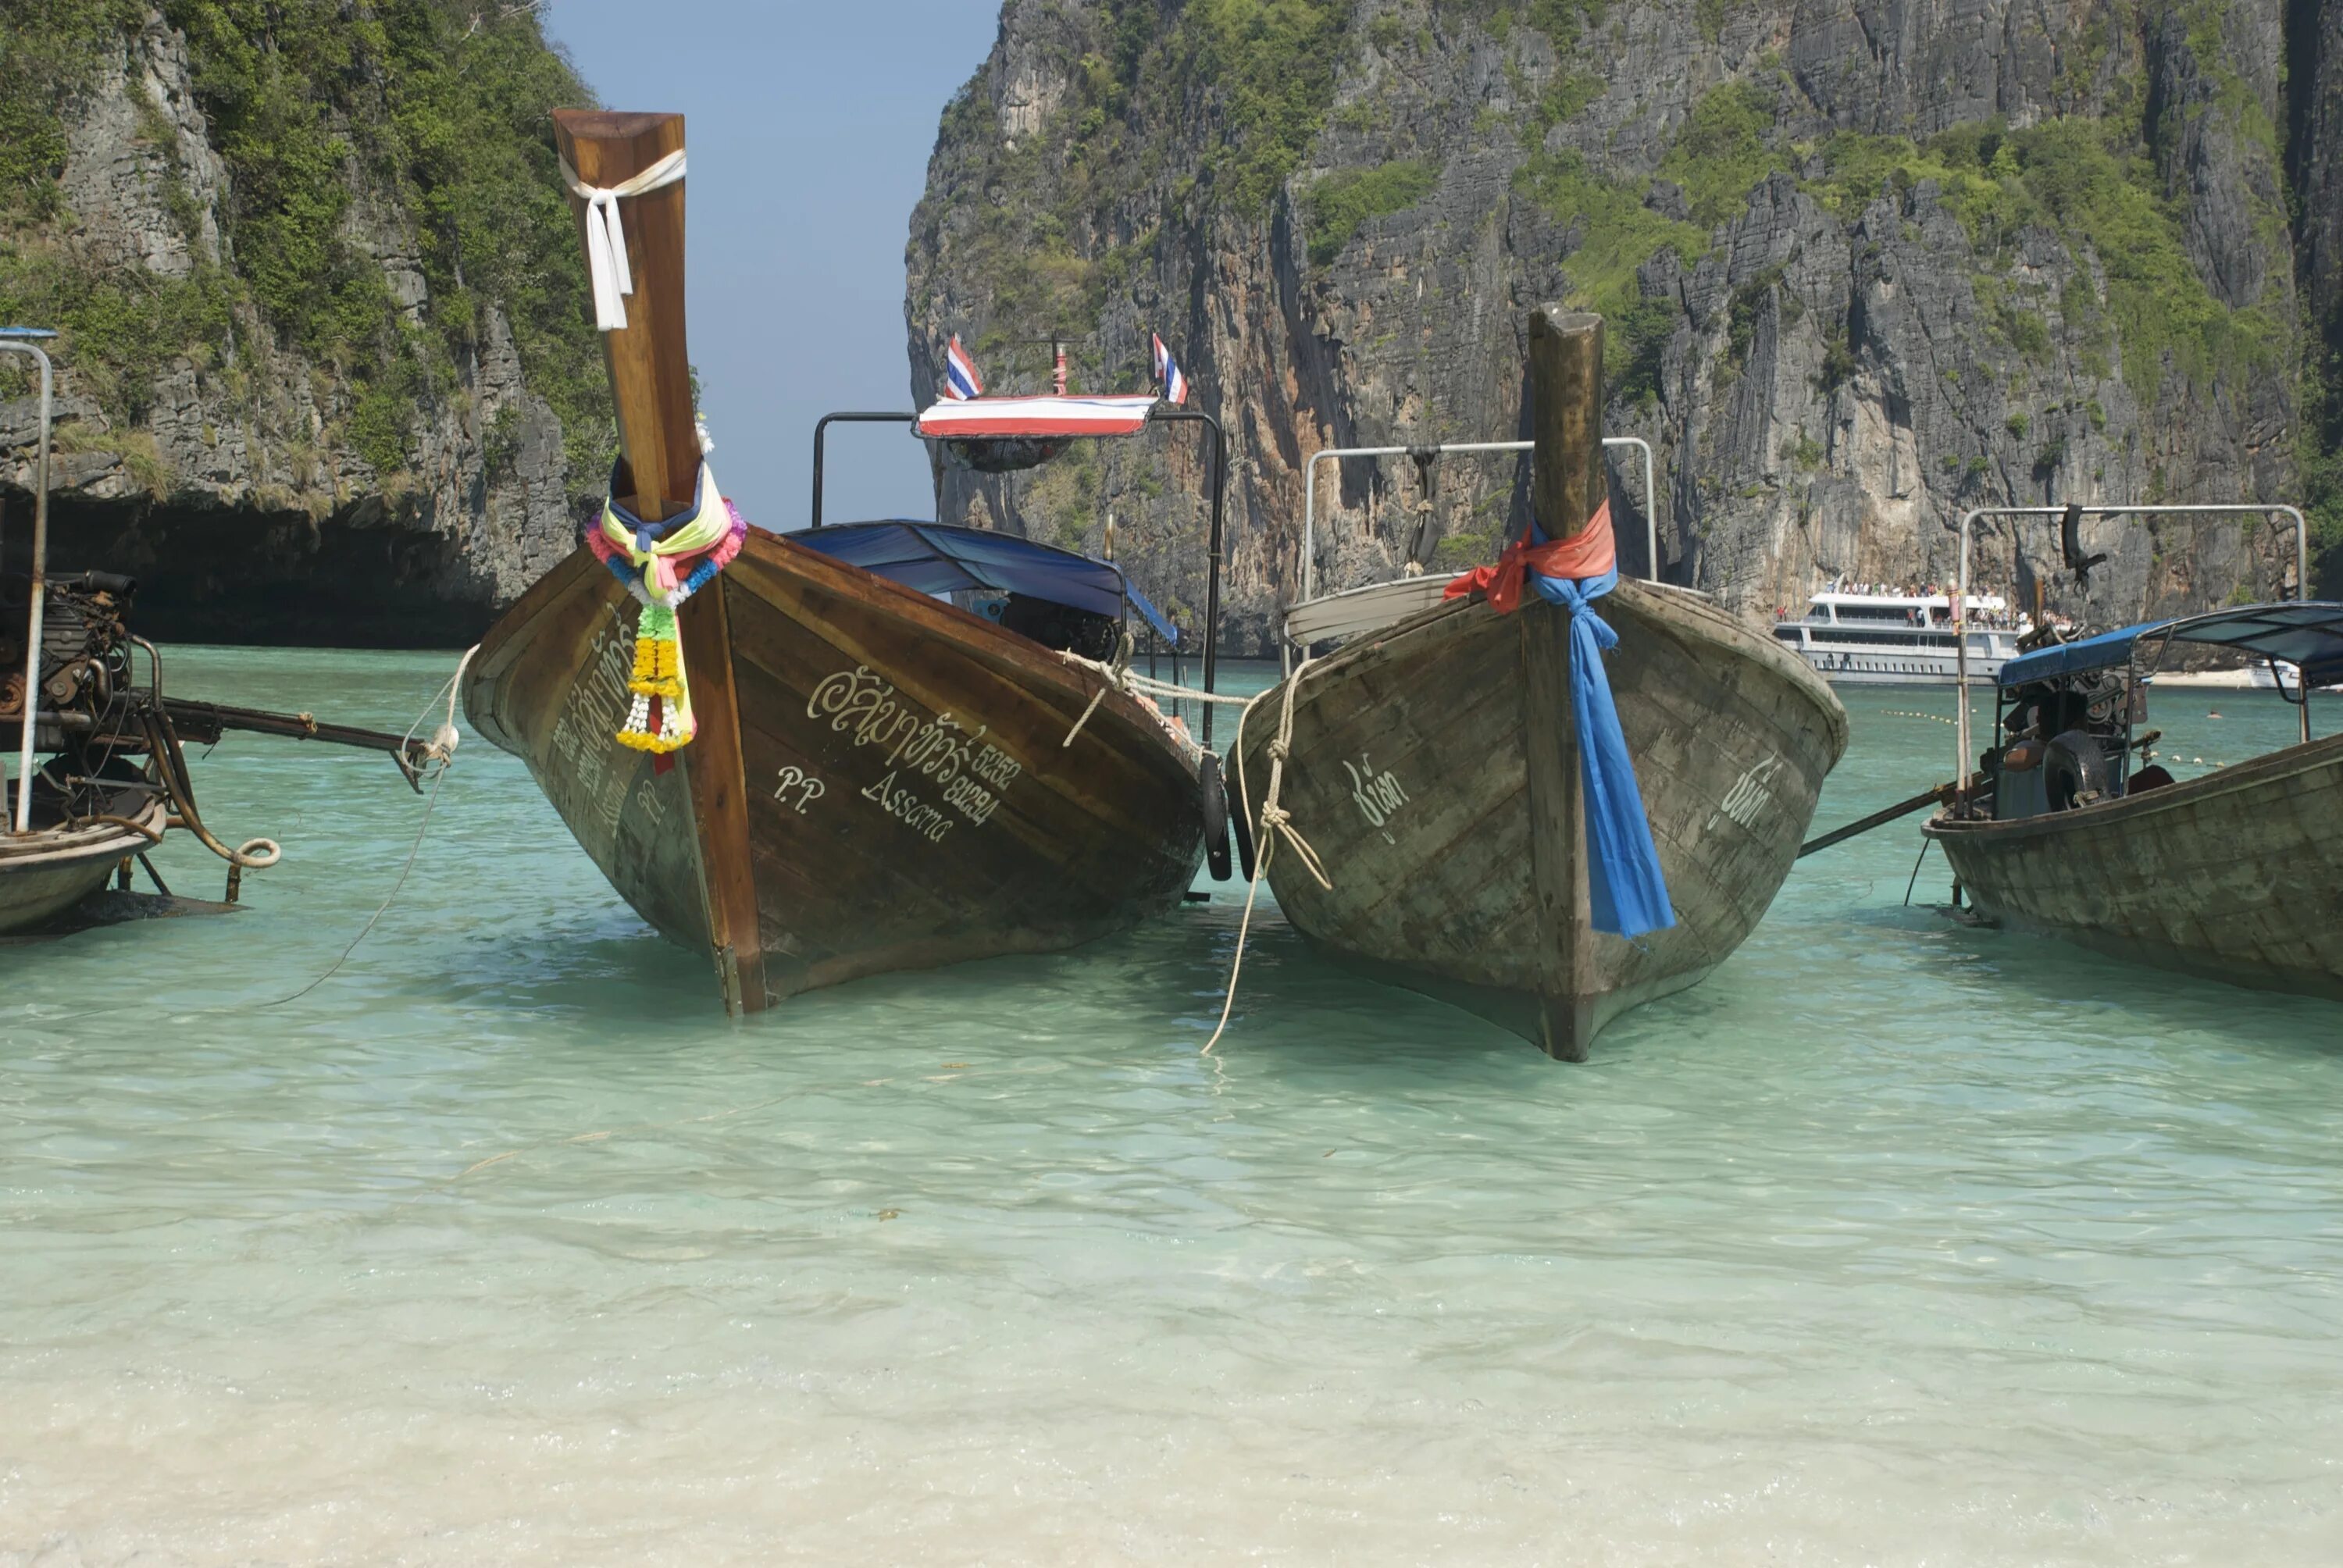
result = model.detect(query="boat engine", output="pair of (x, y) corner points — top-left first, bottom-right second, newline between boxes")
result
(0, 571), (141, 738)
(2043, 729), (2114, 811)
(1987, 668), (2128, 820)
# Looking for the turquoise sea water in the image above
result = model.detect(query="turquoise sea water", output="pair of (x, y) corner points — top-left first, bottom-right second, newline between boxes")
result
(4, 648), (2340, 1565)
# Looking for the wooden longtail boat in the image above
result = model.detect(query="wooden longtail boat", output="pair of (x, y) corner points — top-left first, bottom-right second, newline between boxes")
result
(460, 111), (1211, 1013)
(1922, 534), (2343, 997)
(3, 328), (428, 936)
(1236, 309), (1847, 1059)
(0, 564), (437, 936)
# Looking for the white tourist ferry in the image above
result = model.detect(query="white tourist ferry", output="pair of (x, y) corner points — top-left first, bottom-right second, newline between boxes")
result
(1771, 583), (2028, 686)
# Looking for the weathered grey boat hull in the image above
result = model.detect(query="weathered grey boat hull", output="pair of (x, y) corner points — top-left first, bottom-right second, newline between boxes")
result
(0, 801), (166, 936)
(1924, 732), (2343, 1000)
(1236, 579), (1848, 1058)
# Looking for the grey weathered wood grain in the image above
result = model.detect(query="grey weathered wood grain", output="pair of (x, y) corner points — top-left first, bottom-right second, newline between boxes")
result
(1925, 732), (2343, 999)
(1239, 305), (1849, 1058)
(1236, 582), (1848, 1057)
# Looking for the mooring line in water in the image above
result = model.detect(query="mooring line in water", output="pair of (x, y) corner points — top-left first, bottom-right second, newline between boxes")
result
(1903, 837), (1932, 906)
(1204, 659), (1333, 1056)
(256, 761), (445, 1009)
(253, 646), (475, 1011)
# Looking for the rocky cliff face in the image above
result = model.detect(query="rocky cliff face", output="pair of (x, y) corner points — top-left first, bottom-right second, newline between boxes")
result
(0, 2), (603, 644)
(908, 0), (2343, 651)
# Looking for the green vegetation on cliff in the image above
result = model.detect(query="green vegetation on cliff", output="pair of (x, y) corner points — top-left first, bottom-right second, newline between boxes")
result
(1303, 158), (1438, 265)
(1189, 0), (1347, 212)
(1812, 116), (2286, 401)
(0, 0), (145, 217)
(0, 0), (230, 424)
(1505, 69), (2282, 412)
(0, 0), (605, 483)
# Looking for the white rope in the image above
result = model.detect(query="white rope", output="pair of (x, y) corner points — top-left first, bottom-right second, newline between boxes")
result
(558, 149), (686, 331)
(1055, 634), (1252, 754)
(1201, 658), (1333, 1055)
(1061, 630), (1133, 750)
(257, 644), (479, 1007)
(1054, 648), (1255, 709)
(404, 643), (477, 777)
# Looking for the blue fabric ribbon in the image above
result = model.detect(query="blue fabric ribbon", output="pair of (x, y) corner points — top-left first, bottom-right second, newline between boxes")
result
(1524, 536), (1676, 939)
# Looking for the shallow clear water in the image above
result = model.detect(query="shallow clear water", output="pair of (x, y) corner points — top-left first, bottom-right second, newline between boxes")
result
(4, 649), (2340, 1565)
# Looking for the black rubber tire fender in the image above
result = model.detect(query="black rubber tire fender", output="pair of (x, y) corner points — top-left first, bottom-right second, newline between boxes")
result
(1199, 751), (1233, 881)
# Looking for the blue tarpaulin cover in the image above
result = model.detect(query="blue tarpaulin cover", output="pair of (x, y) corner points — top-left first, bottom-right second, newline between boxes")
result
(788, 520), (1180, 646)
(1998, 600), (2343, 689)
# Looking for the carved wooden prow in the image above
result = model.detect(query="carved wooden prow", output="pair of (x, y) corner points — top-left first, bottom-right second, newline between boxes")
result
(552, 109), (697, 519)
(1528, 308), (1607, 543)
(1522, 307), (1607, 1061)
(551, 108), (769, 1015)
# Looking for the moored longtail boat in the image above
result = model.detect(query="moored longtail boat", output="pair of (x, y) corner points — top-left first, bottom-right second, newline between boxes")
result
(461, 111), (1211, 1013)
(3, 330), (431, 937)
(1234, 308), (1848, 1060)
(1923, 502), (2343, 999)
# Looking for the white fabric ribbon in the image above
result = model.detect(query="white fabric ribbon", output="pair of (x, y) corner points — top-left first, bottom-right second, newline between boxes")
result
(558, 148), (686, 332)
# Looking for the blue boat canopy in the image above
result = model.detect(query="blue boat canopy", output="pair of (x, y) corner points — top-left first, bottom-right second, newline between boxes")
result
(787, 520), (1179, 647)
(1997, 600), (2343, 689)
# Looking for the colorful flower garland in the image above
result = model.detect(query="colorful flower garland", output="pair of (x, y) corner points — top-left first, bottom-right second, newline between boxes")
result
(585, 461), (749, 754)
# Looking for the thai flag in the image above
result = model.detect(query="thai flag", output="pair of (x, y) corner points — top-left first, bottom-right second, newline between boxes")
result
(1153, 333), (1188, 405)
(943, 335), (984, 401)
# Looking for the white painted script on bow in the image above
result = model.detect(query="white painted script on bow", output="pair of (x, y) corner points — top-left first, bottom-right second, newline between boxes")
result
(806, 666), (1022, 842)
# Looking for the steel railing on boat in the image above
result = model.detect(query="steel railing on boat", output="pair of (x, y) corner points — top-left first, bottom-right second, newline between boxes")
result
(1, 326), (56, 836)
(1287, 435), (1658, 669)
(1299, 436), (1658, 606)
(1952, 503), (2313, 791)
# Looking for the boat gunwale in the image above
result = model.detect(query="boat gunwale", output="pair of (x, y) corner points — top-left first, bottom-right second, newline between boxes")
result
(469, 523), (1204, 777)
(0, 794), (168, 870)
(1922, 729), (2343, 846)
(1298, 575), (1849, 761)
(744, 524), (1204, 768)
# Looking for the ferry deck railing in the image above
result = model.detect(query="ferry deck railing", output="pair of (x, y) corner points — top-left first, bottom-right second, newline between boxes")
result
(1952, 503), (2312, 792)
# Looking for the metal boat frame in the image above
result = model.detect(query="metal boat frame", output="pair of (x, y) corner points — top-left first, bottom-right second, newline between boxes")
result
(808, 403), (1230, 740)
(2, 326), (57, 836)
(1949, 503), (2312, 789)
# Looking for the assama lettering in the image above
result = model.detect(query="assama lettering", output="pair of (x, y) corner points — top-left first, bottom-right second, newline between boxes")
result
(804, 665), (1023, 843)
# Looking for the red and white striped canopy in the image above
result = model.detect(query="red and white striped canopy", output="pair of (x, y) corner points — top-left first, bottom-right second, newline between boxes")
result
(914, 394), (1160, 440)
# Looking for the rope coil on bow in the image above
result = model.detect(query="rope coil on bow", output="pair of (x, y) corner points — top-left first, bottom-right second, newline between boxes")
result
(558, 148), (686, 332)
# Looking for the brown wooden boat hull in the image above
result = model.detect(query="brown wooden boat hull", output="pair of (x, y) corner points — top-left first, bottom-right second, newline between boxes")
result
(1924, 732), (2343, 1000)
(1237, 580), (1847, 1057)
(462, 531), (1206, 1008)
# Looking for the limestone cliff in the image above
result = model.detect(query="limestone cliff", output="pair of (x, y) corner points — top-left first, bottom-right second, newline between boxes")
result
(908, 0), (2343, 651)
(0, 2), (604, 644)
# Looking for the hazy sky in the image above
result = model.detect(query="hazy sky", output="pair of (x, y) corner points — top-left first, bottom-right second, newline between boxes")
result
(542, 0), (1001, 527)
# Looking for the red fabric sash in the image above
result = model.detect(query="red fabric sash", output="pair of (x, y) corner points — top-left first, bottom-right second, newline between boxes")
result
(1443, 500), (1616, 615)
